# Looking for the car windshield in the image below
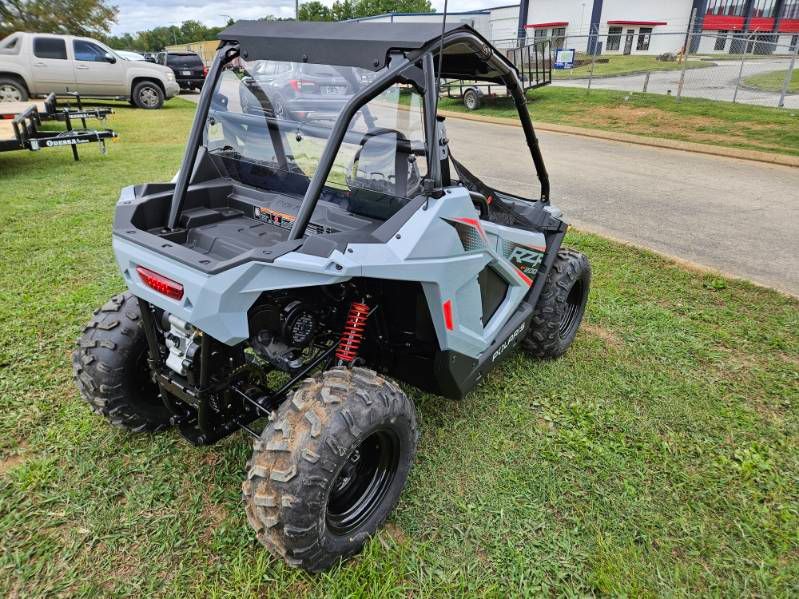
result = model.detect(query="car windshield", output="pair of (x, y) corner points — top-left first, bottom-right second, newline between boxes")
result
(203, 58), (428, 220)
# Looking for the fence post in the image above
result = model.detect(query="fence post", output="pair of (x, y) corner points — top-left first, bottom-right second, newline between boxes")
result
(643, 72), (651, 93)
(778, 42), (799, 108)
(587, 25), (599, 94)
(732, 33), (753, 104)
(677, 9), (697, 103)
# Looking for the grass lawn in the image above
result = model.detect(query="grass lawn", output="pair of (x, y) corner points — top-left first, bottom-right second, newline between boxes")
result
(441, 86), (799, 157)
(1, 98), (798, 597)
(744, 68), (799, 94)
(553, 55), (712, 79)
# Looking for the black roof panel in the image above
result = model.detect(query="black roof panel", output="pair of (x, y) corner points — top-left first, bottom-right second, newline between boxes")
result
(219, 21), (470, 70)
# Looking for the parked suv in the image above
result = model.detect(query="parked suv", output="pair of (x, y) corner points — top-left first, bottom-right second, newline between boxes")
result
(157, 51), (206, 91)
(0, 32), (179, 109)
(239, 60), (352, 120)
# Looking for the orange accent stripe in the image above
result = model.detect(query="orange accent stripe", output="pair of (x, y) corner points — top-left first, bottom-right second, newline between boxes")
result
(514, 266), (533, 287)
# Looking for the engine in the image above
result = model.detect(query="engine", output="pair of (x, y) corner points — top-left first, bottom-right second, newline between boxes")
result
(248, 289), (342, 373)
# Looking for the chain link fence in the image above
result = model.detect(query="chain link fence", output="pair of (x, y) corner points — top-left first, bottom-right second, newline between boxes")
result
(495, 27), (799, 109)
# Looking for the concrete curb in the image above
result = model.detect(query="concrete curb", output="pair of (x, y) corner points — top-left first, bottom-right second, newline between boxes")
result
(437, 108), (799, 168)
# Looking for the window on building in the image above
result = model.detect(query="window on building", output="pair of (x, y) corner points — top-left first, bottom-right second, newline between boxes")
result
(782, 1), (799, 19)
(791, 35), (799, 52)
(74, 40), (108, 62)
(533, 28), (547, 43)
(752, 0), (777, 17)
(636, 28), (652, 51)
(706, 0), (747, 16)
(607, 26), (622, 51)
(552, 27), (566, 50)
(714, 30), (729, 50)
(33, 37), (67, 60)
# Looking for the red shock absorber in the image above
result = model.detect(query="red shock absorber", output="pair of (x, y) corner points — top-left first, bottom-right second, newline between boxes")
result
(336, 302), (370, 364)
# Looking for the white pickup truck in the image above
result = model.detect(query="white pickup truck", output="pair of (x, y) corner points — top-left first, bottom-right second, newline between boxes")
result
(0, 32), (180, 109)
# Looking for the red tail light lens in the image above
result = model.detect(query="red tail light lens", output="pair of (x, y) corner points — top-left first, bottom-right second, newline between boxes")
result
(289, 79), (316, 93)
(203, 65), (208, 77)
(136, 266), (184, 300)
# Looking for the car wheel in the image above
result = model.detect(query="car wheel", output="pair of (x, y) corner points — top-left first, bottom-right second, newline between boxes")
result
(133, 81), (164, 109)
(0, 77), (28, 103)
(463, 88), (481, 111)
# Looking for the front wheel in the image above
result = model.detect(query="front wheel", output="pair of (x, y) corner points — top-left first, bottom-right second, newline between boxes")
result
(0, 77), (28, 102)
(243, 367), (418, 572)
(132, 81), (164, 109)
(522, 249), (591, 359)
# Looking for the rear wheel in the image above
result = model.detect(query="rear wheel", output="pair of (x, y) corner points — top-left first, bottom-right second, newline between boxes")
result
(243, 367), (418, 572)
(522, 249), (591, 359)
(0, 77), (27, 102)
(72, 292), (172, 432)
(132, 81), (164, 109)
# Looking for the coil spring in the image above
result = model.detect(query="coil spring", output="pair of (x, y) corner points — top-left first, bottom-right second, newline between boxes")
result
(336, 302), (370, 363)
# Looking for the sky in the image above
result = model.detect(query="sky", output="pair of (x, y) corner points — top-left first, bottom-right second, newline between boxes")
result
(109, 0), (498, 35)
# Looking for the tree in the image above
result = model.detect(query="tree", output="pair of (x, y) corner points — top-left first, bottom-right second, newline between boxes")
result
(330, 0), (356, 21)
(352, 0), (434, 18)
(0, 0), (117, 38)
(298, 1), (332, 22)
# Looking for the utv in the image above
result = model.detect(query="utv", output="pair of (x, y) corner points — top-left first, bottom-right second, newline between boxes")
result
(73, 21), (590, 572)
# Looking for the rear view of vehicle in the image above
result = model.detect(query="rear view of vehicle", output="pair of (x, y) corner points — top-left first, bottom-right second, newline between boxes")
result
(72, 21), (590, 573)
(162, 51), (206, 90)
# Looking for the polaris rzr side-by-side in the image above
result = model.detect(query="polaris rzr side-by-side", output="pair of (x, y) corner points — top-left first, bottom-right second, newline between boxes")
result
(73, 21), (591, 572)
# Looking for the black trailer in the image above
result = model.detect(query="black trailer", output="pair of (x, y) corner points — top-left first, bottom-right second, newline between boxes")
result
(0, 93), (117, 161)
(442, 39), (552, 110)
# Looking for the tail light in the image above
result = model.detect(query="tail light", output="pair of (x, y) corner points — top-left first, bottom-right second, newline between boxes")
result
(289, 79), (317, 93)
(203, 65), (208, 77)
(136, 266), (184, 300)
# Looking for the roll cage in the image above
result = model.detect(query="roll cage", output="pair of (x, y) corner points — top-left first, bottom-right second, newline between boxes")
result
(167, 23), (551, 239)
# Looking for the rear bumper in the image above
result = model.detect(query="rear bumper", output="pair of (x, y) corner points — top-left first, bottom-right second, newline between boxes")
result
(177, 78), (205, 88)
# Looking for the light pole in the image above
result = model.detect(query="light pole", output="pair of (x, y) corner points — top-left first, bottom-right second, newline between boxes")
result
(296, 0), (300, 20)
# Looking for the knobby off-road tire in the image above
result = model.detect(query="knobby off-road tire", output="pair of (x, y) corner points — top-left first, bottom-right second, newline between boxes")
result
(243, 367), (418, 572)
(72, 292), (172, 432)
(522, 249), (591, 359)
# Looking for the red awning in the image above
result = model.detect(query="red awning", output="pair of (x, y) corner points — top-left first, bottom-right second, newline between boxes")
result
(702, 15), (745, 31)
(525, 21), (568, 29)
(749, 17), (776, 31)
(780, 18), (799, 33)
(607, 20), (667, 26)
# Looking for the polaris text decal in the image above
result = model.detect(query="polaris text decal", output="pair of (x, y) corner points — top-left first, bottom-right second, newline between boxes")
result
(492, 322), (525, 362)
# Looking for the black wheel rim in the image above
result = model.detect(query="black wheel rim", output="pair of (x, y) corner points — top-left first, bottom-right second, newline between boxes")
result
(559, 280), (585, 339)
(326, 429), (400, 536)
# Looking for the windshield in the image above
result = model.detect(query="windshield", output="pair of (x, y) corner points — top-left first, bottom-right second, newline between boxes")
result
(204, 58), (428, 220)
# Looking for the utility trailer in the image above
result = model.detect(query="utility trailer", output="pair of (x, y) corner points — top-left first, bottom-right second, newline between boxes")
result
(442, 39), (552, 110)
(0, 93), (117, 161)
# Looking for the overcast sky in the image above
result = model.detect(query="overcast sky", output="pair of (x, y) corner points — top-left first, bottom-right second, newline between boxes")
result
(110, 0), (498, 35)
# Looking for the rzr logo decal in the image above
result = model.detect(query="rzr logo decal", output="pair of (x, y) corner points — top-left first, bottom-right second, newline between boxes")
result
(507, 245), (544, 278)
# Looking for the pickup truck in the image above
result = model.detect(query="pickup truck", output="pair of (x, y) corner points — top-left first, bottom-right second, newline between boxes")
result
(0, 32), (180, 109)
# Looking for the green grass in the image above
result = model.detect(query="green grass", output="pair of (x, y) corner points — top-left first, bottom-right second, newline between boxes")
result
(553, 55), (713, 79)
(441, 86), (799, 156)
(1, 98), (798, 597)
(744, 69), (799, 94)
